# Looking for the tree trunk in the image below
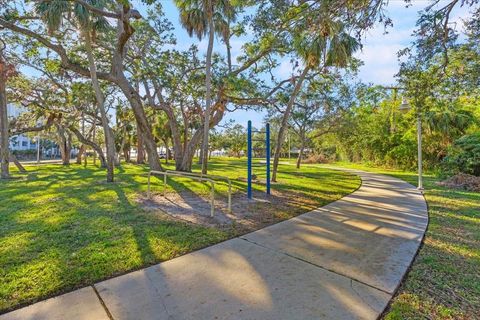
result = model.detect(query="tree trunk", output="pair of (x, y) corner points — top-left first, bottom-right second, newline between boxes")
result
(160, 95), (227, 173)
(66, 132), (72, 164)
(76, 145), (85, 164)
(92, 121), (97, 165)
(123, 145), (130, 162)
(136, 128), (145, 164)
(115, 76), (161, 171)
(60, 137), (70, 166)
(80, 113), (86, 165)
(0, 58), (9, 179)
(164, 98), (226, 172)
(163, 138), (169, 164)
(178, 125), (204, 172)
(84, 30), (116, 182)
(56, 124), (71, 165)
(178, 144), (196, 172)
(272, 66), (310, 182)
(109, 7), (161, 171)
(117, 127), (127, 165)
(296, 136), (305, 169)
(201, 1), (215, 175)
(70, 126), (107, 168)
(175, 130), (203, 172)
(9, 154), (26, 173)
(198, 144), (203, 165)
(176, 148), (194, 172)
(166, 144), (171, 163)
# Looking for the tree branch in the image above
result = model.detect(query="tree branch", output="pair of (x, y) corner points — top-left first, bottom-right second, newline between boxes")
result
(0, 18), (115, 82)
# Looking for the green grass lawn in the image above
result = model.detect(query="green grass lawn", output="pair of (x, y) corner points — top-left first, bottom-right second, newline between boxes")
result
(0, 158), (359, 313)
(331, 162), (480, 320)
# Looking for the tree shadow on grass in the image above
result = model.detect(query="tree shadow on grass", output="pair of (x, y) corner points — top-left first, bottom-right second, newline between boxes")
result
(0, 161), (362, 313)
(0, 163), (229, 313)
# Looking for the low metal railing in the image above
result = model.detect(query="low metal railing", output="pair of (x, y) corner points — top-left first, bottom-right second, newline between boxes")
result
(147, 170), (232, 217)
(166, 170), (232, 212)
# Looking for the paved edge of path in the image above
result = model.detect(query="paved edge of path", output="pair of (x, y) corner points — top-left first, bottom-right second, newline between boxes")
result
(0, 168), (428, 320)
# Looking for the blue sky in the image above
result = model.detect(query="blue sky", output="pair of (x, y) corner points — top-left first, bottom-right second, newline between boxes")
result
(355, 1), (470, 84)
(23, 1), (471, 129)
(19, 1), (470, 129)
(156, 1), (472, 128)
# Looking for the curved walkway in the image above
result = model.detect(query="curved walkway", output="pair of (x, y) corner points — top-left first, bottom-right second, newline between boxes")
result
(1, 169), (428, 320)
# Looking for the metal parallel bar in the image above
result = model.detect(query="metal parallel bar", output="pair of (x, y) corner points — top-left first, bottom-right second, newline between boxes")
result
(266, 123), (271, 195)
(166, 170), (232, 212)
(150, 170), (214, 183)
(247, 120), (252, 199)
(148, 170), (216, 215)
(167, 170), (229, 184)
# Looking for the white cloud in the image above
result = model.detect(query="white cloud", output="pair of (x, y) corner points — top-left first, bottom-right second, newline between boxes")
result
(356, 43), (404, 84)
(352, 3), (419, 84)
(355, 1), (474, 85)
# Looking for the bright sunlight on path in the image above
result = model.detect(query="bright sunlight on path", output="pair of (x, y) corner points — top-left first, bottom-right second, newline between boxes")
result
(0, 169), (428, 320)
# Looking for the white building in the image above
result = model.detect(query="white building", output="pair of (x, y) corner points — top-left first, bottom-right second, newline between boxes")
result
(7, 104), (38, 151)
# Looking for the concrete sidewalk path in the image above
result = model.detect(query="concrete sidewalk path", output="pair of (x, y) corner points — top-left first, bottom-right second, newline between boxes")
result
(1, 169), (428, 320)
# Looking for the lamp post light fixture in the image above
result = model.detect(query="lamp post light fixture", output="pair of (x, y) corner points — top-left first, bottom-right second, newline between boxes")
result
(399, 97), (410, 113)
(398, 97), (424, 190)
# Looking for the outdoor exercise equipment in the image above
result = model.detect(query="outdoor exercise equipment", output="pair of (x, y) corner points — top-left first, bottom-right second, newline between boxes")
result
(147, 170), (232, 217)
(166, 170), (232, 212)
(247, 120), (271, 199)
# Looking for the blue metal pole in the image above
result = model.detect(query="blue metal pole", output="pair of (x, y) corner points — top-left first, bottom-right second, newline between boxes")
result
(247, 120), (252, 199)
(266, 123), (271, 195)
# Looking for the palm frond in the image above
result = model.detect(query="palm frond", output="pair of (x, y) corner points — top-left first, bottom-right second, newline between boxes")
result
(34, 0), (70, 34)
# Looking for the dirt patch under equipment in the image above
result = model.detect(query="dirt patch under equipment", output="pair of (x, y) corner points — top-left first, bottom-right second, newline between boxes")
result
(437, 173), (480, 192)
(137, 188), (319, 234)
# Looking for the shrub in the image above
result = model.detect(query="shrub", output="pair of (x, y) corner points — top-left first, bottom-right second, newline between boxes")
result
(385, 142), (417, 170)
(442, 133), (480, 176)
(12, 149), (37, 160)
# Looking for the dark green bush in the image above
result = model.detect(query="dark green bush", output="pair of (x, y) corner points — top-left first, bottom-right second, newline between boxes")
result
(12, 149), (37, 160)
(385, 141), (417, 170)
(443, 133), (480, 176)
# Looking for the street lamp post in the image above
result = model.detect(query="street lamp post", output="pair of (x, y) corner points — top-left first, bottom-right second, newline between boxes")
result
(399, 97), (423, 190)
(415, 112), (423, 190)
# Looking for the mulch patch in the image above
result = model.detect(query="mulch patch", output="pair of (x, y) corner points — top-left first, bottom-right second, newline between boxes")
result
(437, 173), (480, 192)
(136, 188), (318, 234)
